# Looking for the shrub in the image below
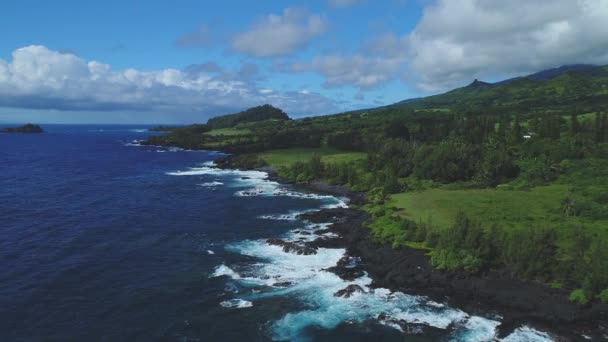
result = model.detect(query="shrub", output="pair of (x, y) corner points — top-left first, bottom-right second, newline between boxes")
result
(569, 289), (590, 305)
(597, 289), (608, 304)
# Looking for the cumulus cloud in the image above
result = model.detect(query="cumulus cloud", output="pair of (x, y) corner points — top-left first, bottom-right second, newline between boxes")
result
(287, 55), (404, 89)
(408, 0), (608, 91)
(282, 0), (608, 93)
(0, 45), (339, 117)
(328, 0), (365, 8)
(232, 8), (328, 57)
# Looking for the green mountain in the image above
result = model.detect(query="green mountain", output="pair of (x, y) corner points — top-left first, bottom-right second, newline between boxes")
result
(522, 64), (603, 81)
(390, 64), (608, 117)
(207, 104), (289, 129)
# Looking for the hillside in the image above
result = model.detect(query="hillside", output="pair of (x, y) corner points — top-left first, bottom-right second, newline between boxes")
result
(146, 63), (608, 308)
(391, 64), (608, 117)
(206, 104), (289, 129)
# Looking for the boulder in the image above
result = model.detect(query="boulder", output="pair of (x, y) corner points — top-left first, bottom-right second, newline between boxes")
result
(334, 284), (365, 298)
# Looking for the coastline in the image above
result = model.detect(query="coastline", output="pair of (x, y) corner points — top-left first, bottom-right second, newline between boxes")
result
(214, 154), (607, 341)
(301, 208), (607, 341)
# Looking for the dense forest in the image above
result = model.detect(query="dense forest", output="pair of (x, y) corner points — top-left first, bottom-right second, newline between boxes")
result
(146, 65), (608, 305)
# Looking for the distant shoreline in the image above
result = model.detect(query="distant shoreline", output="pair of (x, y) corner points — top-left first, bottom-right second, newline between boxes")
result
(1, 123), (44, 134)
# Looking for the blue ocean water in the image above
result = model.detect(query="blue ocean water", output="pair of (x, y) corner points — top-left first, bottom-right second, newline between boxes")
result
(0, 126), (554, 341)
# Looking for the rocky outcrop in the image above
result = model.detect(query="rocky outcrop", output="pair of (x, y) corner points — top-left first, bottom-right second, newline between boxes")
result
(266, 238), (317, 255)
(376, 312), (445, 336)
(272, 281), (293, 288)
(334, 284), (365, 298)
(324, 255), (366, 281)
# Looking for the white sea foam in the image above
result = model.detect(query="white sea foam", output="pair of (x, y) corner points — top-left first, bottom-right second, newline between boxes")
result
(220, 299), (253, 309)
(168, 164), (347, 210)
(258, 213), (300, 221)
(166, 166), (269, 182)
(218, 236), (504, 341)
(210, 264), (241, 279)
(200, 181), (224, 187)
(226, 240), (346, 287)
(500, 326), (554, 342)
(258, 209), (316, 221)
(214, 223), (557, 342)
(284, 223), (333, 242)
(207, 250), (215, 255)
(236, 187), (349, 212)
(321, 197), (349, 209)
(449, 316), (500, 341)
(124, 140), (143, 146)
(129, 128), (148, 133)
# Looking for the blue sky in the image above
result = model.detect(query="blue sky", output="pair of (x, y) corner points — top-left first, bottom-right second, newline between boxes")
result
(1, 0), (607, 124)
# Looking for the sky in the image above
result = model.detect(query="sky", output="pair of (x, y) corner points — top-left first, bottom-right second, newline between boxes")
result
(1, 0), (608, 124)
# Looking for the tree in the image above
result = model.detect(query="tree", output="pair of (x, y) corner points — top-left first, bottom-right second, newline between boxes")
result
(385, 120), (410, 140)
(570, 113), (580, 137)
(595, 112), (607, 143)
(509, 116), (523, 145)
(539, 116), (562, 139)
(477, 148), (520, 186)
(496, 114), (510, 142)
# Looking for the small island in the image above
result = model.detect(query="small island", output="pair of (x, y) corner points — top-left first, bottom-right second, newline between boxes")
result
(1, 123), (44, 133)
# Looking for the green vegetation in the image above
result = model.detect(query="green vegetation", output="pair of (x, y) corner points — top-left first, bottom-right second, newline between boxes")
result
(258, 148), (366, 168)
(207, 104), (289, 129)
(205, 128), (251, 136)
(146, 64), (608, 303)
(569, 289), (590, 305)
(390, 185), (570, 230)
(598, 289), (608, 304)
(391, 65), (608, 119)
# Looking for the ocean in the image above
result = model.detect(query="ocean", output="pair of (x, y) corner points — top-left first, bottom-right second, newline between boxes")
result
(0, 125), (554, 341)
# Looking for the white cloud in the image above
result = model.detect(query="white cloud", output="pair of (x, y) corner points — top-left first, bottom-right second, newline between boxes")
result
(328, 0), (365, 8)
(288, 55), (404, 89)
(408, 0), (608, 91)
(232, 8), (328, 57)
(284, 0), (608, 94)
(0, 45), (340, 117)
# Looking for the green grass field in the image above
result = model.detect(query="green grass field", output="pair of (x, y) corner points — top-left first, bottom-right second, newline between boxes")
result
(258, 148), (367, 168)
(391, 185), (570, 229)
(204, 128), (251, 136)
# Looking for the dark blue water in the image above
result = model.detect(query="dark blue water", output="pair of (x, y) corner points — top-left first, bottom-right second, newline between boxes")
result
(0, 126), (326, 341)
(0, 126), (553, 342)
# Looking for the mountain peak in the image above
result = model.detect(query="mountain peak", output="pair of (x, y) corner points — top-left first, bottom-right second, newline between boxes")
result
(465, 78), (491, 89)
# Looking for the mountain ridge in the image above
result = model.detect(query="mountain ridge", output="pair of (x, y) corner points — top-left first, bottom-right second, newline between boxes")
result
(388, 64), (608, 115)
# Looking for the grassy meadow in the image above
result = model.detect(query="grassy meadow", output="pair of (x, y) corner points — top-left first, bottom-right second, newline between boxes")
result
(258, 148), (366, 168)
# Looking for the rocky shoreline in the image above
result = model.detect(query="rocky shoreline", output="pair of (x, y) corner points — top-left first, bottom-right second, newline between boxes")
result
(216, 154), (607, 340)
(299, 207), (608, 341)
